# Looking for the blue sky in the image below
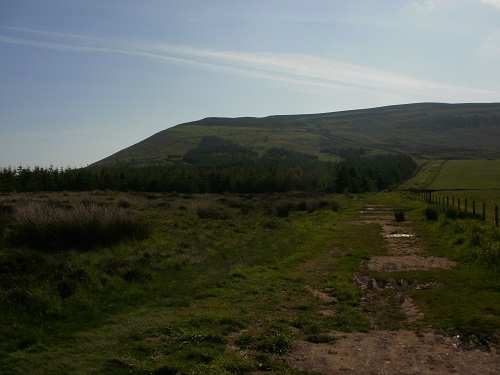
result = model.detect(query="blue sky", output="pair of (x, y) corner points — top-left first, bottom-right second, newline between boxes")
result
(1, 0), (500, 168)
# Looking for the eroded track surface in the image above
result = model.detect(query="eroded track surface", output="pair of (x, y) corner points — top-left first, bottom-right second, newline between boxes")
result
(282, 205), (498, 375)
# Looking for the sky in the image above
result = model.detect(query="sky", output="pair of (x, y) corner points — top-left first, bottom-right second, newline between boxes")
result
(1, 0), (500, 168)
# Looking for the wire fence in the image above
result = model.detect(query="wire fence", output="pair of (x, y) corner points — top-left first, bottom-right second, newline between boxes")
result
(417, 191), (499, 226)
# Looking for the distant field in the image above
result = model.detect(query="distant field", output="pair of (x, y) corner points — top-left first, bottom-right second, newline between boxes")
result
(428, 159), (500, 190)
(424, 160), (500, 222)
(398, 159), (446, 191)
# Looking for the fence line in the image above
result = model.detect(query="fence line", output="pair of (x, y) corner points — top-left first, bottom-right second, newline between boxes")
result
(418, 191), (499, 226)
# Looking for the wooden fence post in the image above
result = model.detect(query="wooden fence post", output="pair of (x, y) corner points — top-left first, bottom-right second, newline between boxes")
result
(473, 201), (476, 216)
(464, 199), (467, 214)
(496, 206), (498, 227)
(458, 198), (461, 212)
(452, 197), (455, 207)
(483, 203), (486, 221)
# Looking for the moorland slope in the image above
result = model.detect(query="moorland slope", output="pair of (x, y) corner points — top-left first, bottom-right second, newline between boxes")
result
(92, 102), (500, 167)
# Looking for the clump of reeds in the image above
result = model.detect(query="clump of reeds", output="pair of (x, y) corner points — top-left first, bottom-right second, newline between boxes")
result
(13, 202), (149, 250)
(274, 198), (340, 217)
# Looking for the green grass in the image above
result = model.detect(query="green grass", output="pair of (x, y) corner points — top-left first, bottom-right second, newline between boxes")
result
(0, 192), (348, 373)
(428, 159), (500, 190)
(404, 158), (500, 222)
(0, 191), (498, 373)
(428, 190), (499, 221)
(92, 103), (500, 167)
(398, 159), (446, 190)
(399, 194), (499, 334)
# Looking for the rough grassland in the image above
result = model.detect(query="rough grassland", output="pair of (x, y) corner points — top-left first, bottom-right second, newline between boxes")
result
(0, 191), (498, 374)
(92, 103), (500, 167)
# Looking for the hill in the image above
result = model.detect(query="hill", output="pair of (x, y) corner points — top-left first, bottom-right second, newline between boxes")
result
(91, 102), (500, 167)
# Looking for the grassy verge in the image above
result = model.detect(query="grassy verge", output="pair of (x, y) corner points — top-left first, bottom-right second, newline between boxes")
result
(381, 194), (500, 343)
(397, 159), (446, 190)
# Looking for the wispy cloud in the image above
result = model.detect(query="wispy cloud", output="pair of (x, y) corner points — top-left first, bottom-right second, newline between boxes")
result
(409, 0), (500, 11)
(480, 0), (500, 9)
(1, 25), (498, 102)
(409, 0), (437, 12)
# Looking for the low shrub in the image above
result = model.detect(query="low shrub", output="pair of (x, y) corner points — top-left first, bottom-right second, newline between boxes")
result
(305, 333), (336, 344)
(196, 203), (229, 220)
(458, 222), (500, 269)
(274, 198), (340, 216)
(425, 206), (439, 221)
(117, 197), (131, 208)
(275, 201), (290, 217)
(13, 202), (149, 250)
(295, 200), (308, 211)
(328, 200), (341, 212)
(219, 197), (243, 208)
(394, 210), (405, 222)
(445, 207), (458, 220)
(305, 200), (320, 213)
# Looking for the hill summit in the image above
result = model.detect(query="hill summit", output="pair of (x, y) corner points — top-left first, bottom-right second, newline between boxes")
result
(92, 102), (500, 167)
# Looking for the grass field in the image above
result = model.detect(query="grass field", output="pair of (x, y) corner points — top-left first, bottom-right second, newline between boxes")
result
(418, 159), (500, 222)
(398, 159), (446, 191)
(428, 159), (500, 190)
(0, 191), (498, 373)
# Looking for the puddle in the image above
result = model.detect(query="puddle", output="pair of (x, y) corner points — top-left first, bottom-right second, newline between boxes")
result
(387, 233), (414, 238)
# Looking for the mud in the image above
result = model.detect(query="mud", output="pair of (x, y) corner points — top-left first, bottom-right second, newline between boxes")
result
(281, 205), (498, 374)
(283, 330), (499, 375)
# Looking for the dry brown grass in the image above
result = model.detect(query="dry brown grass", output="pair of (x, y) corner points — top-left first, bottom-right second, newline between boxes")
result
(13, 201), (149, 250)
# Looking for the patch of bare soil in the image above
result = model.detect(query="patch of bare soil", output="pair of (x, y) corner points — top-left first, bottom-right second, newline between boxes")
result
(368, 255), (457, 272)
(355, 206), (456, 271)
(282, 330), (499, 375)
(281, 206), (500, 374)
(306, 285), (337, 303)
(353, 274), (435, 324)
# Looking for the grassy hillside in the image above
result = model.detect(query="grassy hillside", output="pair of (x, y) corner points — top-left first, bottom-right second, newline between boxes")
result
(92, 103), (500, 167)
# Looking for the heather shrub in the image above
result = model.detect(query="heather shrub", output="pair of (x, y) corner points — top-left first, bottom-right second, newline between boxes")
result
(306, 200), (321, 213)
(117, 197), (131, 208)
(196, 203), (229, 220)
(425, 206), (439, 221)
(327, 200), (340, 212)
(13, 202), (149, 250)
(275, 200), (291, 217)
(394, 210), (405, 222)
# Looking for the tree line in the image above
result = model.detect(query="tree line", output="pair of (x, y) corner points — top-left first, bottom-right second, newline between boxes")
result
(0, 153), (416, 194)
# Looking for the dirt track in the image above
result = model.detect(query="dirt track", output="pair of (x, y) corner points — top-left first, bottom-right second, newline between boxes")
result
(281, 205), (499, 374)
(283, 330), (499, 375)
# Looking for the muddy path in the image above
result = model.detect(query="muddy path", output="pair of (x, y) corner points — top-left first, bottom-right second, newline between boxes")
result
(281, 205), (499, 375)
